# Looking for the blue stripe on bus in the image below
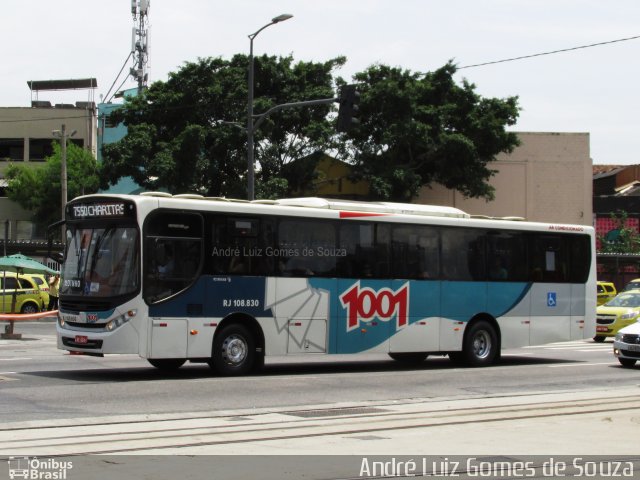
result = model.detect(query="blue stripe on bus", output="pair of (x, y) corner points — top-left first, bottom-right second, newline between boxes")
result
(148, 276), (274, 318)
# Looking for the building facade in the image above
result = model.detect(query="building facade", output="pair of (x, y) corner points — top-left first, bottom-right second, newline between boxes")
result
(417, 132), (592, 226)
(0, 79), (97, 244)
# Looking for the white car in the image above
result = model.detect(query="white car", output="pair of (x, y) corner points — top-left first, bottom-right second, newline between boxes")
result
(613, 320), (640, 368)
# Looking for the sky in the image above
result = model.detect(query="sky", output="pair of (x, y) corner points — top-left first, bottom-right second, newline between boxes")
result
(3, 1), (639, 165)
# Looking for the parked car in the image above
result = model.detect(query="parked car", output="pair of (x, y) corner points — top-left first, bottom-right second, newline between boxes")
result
(0, 272), (46, 313)
(613, 320), (640, 368)
(25, 273), (50, 308)
(622, 278), (640, 292)
(597, 281), (617, 305)
(595, 290), (640, 342)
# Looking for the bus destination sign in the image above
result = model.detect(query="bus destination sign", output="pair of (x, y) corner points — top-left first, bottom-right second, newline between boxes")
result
(68, 202), (134, 219)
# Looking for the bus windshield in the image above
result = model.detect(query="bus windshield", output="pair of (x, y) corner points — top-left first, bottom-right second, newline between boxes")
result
(61, 226), (140, 298)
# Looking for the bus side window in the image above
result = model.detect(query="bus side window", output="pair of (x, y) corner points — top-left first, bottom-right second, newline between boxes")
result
(441, 228), (486, 281)
(143, 211), (203, 303)
(530, 235), (568, 283)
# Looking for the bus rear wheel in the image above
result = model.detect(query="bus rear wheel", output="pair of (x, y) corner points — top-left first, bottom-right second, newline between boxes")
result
(148, 359), (186, 370)
(458, 320), (499, 367)
(593, 336), (606, 343)
(210, 324), (255, 376)
(388, 353), (428, 364)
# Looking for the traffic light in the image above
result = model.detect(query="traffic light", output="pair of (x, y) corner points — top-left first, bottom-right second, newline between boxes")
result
(336, 84), (360, 132)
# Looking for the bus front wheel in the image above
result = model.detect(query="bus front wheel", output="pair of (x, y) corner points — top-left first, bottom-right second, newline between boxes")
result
(210, 324), (255, 376)
(458, 320), (499, 367)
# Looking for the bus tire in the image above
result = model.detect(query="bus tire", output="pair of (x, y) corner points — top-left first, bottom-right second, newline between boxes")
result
(593, 336), (606, 343)
(461, 320), (499, 367)
(388, 353), (428, 364)
(618, 357), (637, 368)
(210, 324), (255, 376)
(148, 359), (186, 370)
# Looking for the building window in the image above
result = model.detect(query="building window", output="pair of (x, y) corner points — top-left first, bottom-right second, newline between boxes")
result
(29, 139), (55, 161)
(15, 221), (34, 241)
(0, 139), (24, 161)
(104, 114), (119, 129)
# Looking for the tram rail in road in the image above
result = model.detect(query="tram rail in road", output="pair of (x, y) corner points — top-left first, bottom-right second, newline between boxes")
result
(1, 386), (639, 456)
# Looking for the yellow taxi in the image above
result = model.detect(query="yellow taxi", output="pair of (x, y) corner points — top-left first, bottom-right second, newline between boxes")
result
(597, 281), (617, 306)
(0, 272), (46, 313)
(25, 273), (50, 308)
(595, 289), (640, 342)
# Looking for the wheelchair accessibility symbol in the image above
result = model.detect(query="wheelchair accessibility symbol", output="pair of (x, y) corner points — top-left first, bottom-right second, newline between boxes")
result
(547, 292), (557, 307)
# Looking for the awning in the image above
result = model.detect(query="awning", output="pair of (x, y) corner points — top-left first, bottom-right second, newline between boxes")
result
(27, 78), (97, 91)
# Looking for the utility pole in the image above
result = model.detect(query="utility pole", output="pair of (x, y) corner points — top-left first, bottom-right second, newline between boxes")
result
(52, 124), (76, 238)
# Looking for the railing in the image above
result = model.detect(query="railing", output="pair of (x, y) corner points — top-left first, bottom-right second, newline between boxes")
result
(0, 310), (57, 339)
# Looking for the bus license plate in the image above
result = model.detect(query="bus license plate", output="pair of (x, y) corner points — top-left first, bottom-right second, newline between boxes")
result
(596, 326), (609, 333)
(75, 335), (88, 344)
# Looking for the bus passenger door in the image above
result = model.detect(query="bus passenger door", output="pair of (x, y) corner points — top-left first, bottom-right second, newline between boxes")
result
(529, 284), (571, 345)
(570, 283), (590, 340)
(149, 318), (188, 358)
(389, 279), (440, 353)
(270, 278), (331, 354)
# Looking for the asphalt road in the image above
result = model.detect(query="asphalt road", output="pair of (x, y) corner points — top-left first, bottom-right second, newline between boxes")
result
(1, 320), (640, 480)
(0, 320), (636, 424)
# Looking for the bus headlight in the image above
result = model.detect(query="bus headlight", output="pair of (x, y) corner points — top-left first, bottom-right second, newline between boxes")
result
(106, 310), (137, 331)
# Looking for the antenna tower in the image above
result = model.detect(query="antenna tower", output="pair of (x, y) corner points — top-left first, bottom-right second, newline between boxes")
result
(130, 0), (150, 93)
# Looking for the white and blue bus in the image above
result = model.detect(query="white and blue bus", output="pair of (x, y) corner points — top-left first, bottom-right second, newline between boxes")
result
(56, 194), (596, 375)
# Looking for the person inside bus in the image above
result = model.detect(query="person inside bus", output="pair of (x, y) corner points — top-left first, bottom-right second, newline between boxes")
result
(156, 244), (175, 278)
(489, 257), (508, 280)
(229, 255), (249, 274)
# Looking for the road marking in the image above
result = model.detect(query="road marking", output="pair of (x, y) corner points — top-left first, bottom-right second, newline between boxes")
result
(0, 357), (33, 361)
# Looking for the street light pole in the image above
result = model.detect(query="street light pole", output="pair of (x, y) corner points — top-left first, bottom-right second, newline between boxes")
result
(247, 13), (293, 201)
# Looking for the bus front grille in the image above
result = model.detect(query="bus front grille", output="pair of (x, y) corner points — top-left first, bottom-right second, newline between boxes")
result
(60, 299), (112, 313)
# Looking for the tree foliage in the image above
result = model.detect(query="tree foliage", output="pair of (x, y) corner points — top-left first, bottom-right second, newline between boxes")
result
(101, 55), (520, 202)
(6, 142), (100, 228)
(101, 55), (345, 198)
(597, 211), (640, 254)
(341, 62), (521, 201)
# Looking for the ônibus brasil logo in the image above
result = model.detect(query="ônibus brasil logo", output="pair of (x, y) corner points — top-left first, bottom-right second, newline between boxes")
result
(340, 281), (409, 332)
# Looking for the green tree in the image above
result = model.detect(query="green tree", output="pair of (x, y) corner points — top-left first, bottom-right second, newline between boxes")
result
(341, 62), (521, 201)
(101, 55), (345, 198)
(5, 142), (100, 229)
